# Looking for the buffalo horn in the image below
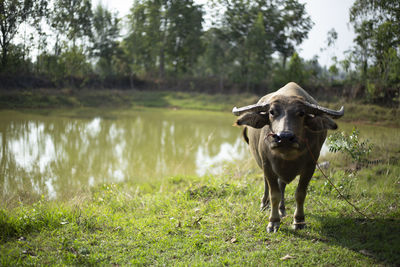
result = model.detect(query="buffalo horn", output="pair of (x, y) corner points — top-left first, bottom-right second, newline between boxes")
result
(303, 102), (344, 119)
(232, 103), (270, 116)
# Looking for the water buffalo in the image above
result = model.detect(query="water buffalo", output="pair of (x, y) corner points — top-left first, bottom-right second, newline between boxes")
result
(232, 82), (344, 233)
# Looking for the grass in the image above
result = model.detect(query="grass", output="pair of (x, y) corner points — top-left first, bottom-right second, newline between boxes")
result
(321, 101), (399, 127)
(0, 89), (258, 113)
(1, 155), (399, 265)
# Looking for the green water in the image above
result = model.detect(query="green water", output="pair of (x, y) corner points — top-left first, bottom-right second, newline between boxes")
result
(0, 108), (248, 201)
(1, 108), (398, 202)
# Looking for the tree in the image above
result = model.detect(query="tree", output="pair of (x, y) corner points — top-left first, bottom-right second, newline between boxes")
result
(220, 0), (259, 88)
(125, 0), (163, 77)
(216, 0), (275, 89)
(321, 30), (339, 83)
(215, 0), (312, 89)
(197, 27), (231, 90)
(91, 4), (120, 78)
(350, 0), (400, 101)
(326, 28), (338, 48)
(165, 0), (203, 74)
(58, 45), (91, 84)
(246, 12), (272, 86)
(0, 0), (48, 71)
(125, 0), (203, 79)
(49, 0), (93, 85)
(287, 52), (306, 84)
(273, 0), (314, 68)
(51, 0), (93, 49)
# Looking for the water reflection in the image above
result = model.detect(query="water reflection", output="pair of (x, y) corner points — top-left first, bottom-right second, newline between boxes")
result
(0, 109), (248, 200)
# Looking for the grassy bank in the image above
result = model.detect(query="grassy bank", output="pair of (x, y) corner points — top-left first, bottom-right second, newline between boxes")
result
(0, 89), (258, 112)
(1, 89), (399, 127)
(1, 158), (399, 265)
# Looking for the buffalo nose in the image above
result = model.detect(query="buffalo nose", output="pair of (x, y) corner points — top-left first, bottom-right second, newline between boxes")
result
(273, 131), (297, 144)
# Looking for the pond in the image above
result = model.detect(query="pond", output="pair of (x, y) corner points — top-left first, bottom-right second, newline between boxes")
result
(1, 108), (398, 203)
(0, 108), (250, 201)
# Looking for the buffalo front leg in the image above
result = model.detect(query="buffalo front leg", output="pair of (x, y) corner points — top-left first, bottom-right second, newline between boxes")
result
(265, 170), (281, 233)
(278, 179), (287, 218)
(260, 175), (270, 211)
(293, 167), (314, 230)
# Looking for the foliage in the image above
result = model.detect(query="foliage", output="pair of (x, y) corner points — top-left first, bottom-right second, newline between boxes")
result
(165, 0), (204, 74)
(1, 44), (29, 73)
(349, 0), (400, 102)
(326, 28), (338, 48)
(0, 0), (399, 105)
(327, 128), (373, 164)
(206, 0), (313, 90)
(195, 28), (230, 90)
(0, 0), (320, 92)
(51, 0), (93, 48)
(287, 52), (307, 85)
(0, 0), (48, 71)
(124, 0), (204, 78)
(91, 3), (120, 78)
(58, 46), (92, 86)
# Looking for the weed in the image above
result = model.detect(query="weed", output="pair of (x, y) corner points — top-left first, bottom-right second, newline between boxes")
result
(327, 127), (373, 165)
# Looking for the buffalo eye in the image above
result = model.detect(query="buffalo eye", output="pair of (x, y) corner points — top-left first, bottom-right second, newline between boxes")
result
(297, 111), (305, 117)
(269, 109), (275, 116)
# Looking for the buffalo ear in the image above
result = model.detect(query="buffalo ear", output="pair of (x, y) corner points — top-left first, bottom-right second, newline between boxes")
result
(235, 112), (269, 129)
(305, 115), (338, 132)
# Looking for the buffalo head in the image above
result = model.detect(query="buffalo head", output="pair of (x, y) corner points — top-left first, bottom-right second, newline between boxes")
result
(233, 95), (343, 160)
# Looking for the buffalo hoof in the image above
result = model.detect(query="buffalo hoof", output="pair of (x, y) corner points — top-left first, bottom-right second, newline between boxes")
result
(293, 222), (306, 230)
(267, 222), (280, 233)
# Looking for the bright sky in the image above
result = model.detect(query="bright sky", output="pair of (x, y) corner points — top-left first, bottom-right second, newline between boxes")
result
(298, 0), (355, 66)
(95, 0), (356, 67)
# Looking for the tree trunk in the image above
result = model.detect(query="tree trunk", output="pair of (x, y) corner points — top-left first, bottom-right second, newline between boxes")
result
(159, 46), (165, 79)
(130, 72), (135, 89)
(1, 48), (7, 70)
(245, 50), (251, 92)
(1, 32), (8, 70)
(282, 54), (287, 69)
(159, 14), (168, 80)
(219, 74), (224, 92)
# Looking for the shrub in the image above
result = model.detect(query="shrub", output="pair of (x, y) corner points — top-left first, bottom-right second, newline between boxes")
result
(327, 128), (373, 165)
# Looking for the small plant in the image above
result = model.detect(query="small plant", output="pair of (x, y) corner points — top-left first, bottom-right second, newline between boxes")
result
(327, 127), (373, 164)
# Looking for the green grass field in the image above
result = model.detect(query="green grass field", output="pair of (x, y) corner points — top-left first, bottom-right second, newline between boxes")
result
(1, 155), (399, 265)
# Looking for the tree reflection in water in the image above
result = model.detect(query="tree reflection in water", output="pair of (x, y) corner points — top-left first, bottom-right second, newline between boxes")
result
(0, 109), (249, 202)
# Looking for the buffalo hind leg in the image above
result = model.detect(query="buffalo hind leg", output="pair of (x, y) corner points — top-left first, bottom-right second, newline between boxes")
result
(260, 175), (270, 211)
(293, 168), (314, 230)
(278, 179), (287, 218)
